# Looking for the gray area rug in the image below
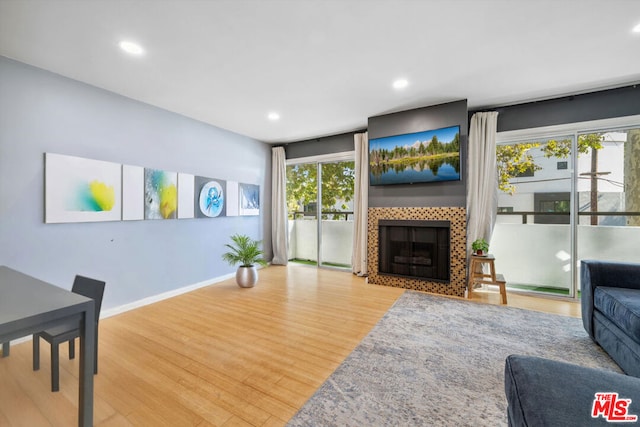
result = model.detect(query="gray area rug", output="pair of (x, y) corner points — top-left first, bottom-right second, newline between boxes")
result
(287, 291), (621, 427)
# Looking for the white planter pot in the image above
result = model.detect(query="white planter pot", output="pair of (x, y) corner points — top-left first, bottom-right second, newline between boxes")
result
(236, 266), (258, 288)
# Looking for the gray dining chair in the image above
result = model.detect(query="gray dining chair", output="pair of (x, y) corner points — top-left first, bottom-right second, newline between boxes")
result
(32, 275), (106, 392)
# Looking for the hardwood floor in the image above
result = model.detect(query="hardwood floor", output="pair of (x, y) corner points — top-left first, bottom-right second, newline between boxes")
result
(468, 284), (581, 318)
(0, 264), (580, 426)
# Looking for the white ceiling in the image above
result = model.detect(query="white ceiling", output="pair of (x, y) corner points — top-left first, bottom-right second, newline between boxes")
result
(1, 0), (639, 143)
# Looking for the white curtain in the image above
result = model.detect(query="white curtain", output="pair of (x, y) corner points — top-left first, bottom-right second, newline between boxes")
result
(271, 146), (289, 265)
(352, 132), (369, 276)
(467, 112), (499, 253)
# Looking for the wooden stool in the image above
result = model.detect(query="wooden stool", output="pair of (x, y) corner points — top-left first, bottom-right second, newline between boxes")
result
(468, 254), (507, 304)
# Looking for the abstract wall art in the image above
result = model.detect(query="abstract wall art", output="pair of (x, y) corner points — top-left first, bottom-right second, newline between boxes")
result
(239, 183), (260, 216)
(144, 168), (178, 220)
(45, 153), (122, 223)
(44, 153), (257, 224)
(195, 176), (226, 218)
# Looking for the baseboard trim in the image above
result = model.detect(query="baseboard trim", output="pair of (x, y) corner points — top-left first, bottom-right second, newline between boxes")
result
(3, 272), (235, 347)
(101, 272), (236, 319)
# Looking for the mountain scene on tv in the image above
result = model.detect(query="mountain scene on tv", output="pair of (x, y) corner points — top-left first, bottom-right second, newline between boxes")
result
(369, 125), (460, 185)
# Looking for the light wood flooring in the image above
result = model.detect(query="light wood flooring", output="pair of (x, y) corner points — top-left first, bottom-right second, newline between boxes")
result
(0, 264), (580, 426)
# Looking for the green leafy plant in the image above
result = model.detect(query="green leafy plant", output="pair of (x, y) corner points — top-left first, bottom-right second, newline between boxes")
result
(471, 238), (489, 254)
(222, 234), (267, 267)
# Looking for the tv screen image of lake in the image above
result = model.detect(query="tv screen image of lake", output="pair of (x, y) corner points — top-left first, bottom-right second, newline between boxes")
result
(369, 125), (461, 186)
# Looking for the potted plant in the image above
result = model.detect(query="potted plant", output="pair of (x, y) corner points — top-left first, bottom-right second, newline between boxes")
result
(471, 238), (489, 256)
(222, 234), (267, 288)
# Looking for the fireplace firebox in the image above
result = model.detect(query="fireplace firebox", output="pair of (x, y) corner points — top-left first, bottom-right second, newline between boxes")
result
(378, 219), (450, 282)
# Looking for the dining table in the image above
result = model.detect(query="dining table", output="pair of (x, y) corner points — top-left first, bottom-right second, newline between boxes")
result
(0, 265), (95, 426)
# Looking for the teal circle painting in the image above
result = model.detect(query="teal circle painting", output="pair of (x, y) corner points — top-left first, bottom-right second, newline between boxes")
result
(199, 181), (224, 217)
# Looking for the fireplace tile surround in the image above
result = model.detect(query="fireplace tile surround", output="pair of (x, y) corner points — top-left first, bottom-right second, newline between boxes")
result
(367, 207), (467, 297)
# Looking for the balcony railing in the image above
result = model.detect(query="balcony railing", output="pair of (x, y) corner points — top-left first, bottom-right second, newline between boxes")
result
(492, 211), (640, 295)
(288, 216), (354, 266)
(286, 210), (640, 295)
(497, 211), (640, 224)
(289, 211), (354, 221)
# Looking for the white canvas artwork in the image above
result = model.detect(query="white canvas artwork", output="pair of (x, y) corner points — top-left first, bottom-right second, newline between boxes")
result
(122, 165), (144, 221)
(226, 181), (239, 217)
(45, 153), (122, 223)
(178, 173), (195, 219)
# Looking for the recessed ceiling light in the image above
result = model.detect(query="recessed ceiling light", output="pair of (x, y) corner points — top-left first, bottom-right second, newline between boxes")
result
(393, 78), (409, 90)
(268, 112), (280, 121)
(119, 40), (144, 55)
(633, 22), (640, 33)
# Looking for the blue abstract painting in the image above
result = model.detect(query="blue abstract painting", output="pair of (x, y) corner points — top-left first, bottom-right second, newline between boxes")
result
(239, 183), (259, 216)
(195, 176), (226, 218)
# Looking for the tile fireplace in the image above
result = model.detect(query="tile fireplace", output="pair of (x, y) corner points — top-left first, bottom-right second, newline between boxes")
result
(367, 207), (467, 297)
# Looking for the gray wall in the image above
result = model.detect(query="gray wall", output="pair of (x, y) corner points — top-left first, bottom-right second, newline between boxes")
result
(368, 100), (468, 208)
(0, 57), (272, 311)
(487, 84), (640, 132)
(285, 131), (359, 159)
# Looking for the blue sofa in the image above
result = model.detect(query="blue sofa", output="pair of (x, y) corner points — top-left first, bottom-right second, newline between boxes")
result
(581, 259), (640, 377)
(505, 355), (640, 426)
(504, 260), (640, 426)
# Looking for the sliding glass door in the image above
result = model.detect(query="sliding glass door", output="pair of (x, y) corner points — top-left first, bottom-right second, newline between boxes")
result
(576, 127), (640, 292)
(493, 135), (575, 297)
(319, 160), (355, 268)
(286, 154), (355, 269)
(494, 120), (640, 299)
(287, 162), (319, 265)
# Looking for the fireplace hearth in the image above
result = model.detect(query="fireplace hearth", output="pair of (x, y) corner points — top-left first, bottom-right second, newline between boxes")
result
(378, 220), (450, 282)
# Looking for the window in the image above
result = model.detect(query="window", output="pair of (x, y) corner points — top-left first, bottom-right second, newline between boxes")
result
(515, 165), (535, 177)
(535, 193), (570, 224)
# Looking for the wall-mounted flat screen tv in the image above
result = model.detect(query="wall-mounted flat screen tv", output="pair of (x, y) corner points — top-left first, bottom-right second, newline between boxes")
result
(369, 125), (461, 186)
